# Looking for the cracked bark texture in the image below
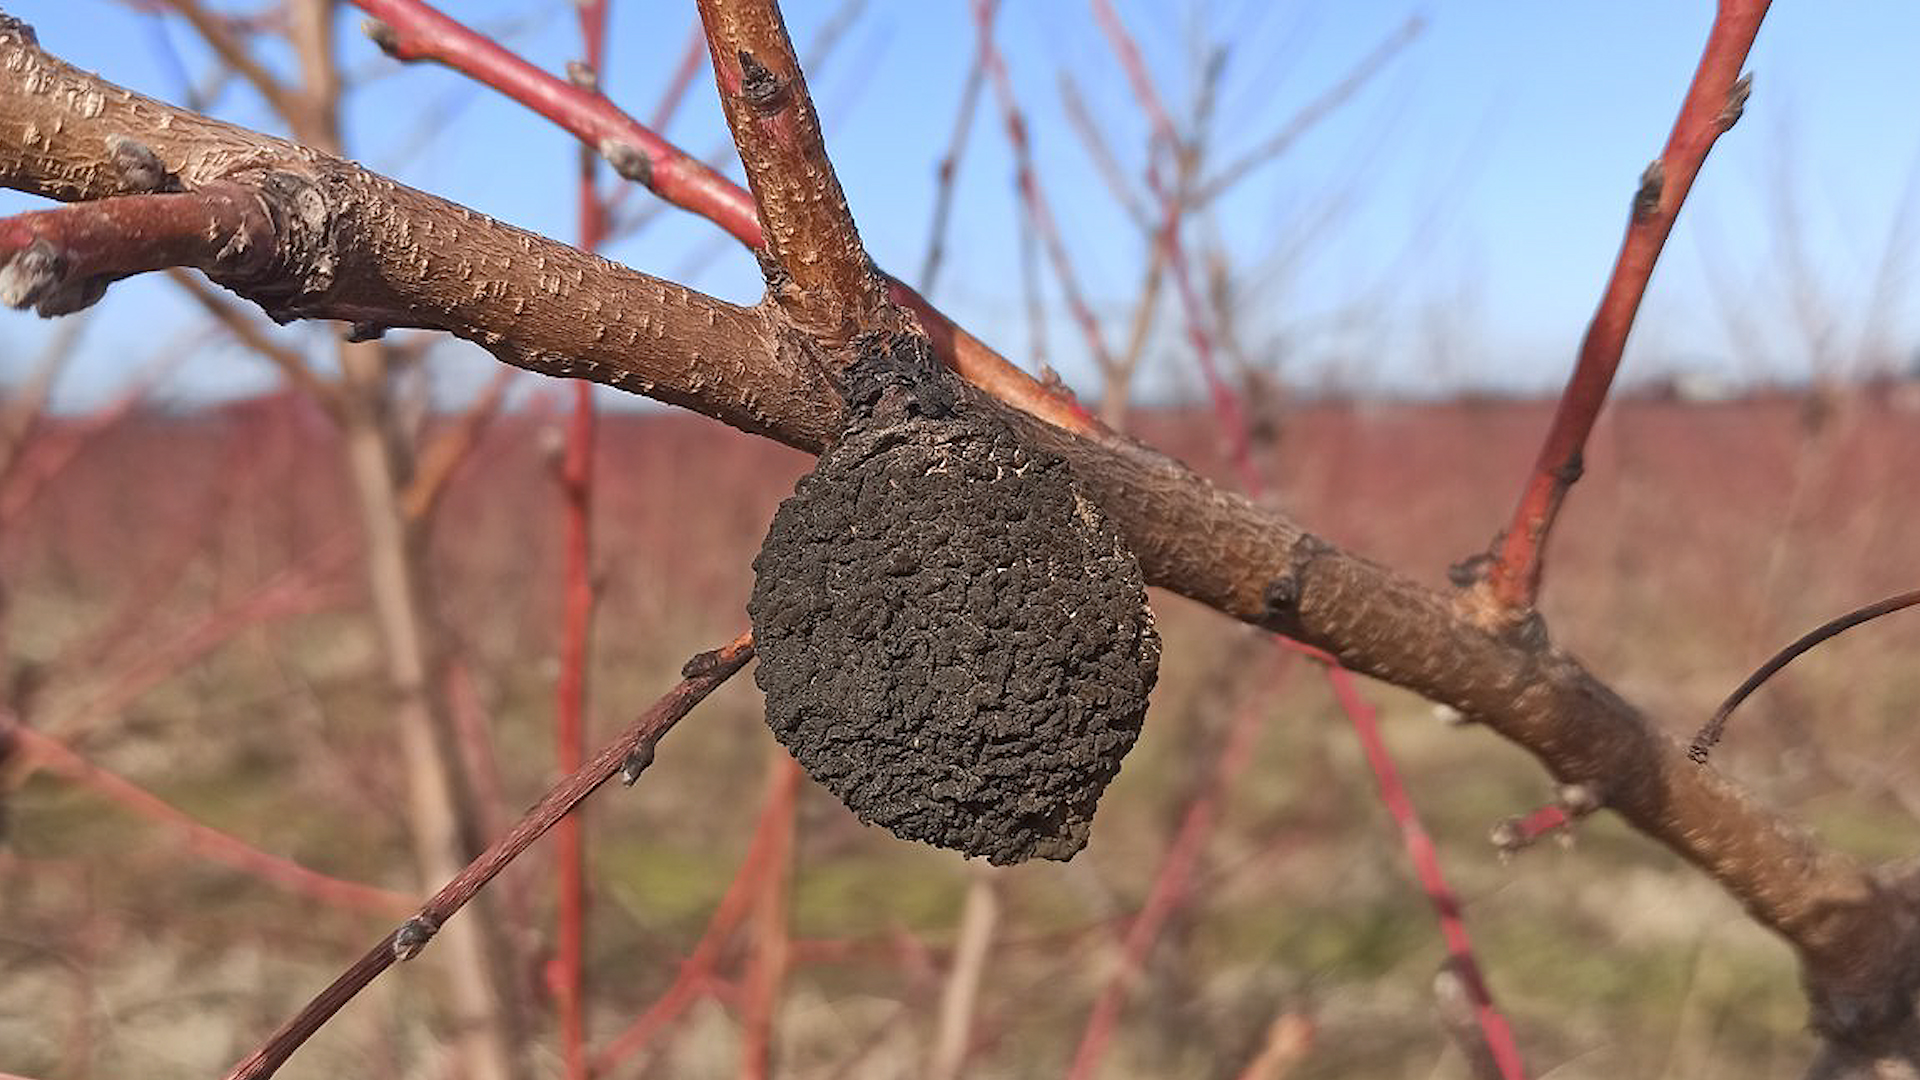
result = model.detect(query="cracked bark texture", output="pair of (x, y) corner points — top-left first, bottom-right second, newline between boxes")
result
(5, 9), (1920, 1072)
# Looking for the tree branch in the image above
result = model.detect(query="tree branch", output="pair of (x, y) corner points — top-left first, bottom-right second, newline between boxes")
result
(1481, 0), (1768, 615)
(694, 0), (886, 342)
(2, 14), (1914, 1058)
(221, 632), (756, 1080)
(349, 0), (1093, 433)
(0, 24), (834, 447)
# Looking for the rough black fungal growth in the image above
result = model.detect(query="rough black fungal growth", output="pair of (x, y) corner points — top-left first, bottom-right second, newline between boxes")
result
(748, 333), (1160, 865)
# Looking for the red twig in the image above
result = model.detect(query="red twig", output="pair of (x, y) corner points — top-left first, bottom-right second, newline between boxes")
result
(0, 355), (177, 536)
(546, 9), (610, 1078)
(600, 22), (707, 228)
(55, 540), (357, 744)
(0, 184), (278, 316)
(1065, 693), (1268, 1080)
(969, 0), (1118, 377)
(1489, 803), (1573, 856)
(357, 0), (758, 247)
(1484, 1), (1768, 613)
(589, 755), (799, 1074)
(739, 752), (800, 1080)
(918, 3), (992, 297)
(348, 0), (1096, 434)
(1090, 8), (1522, 1070)
(649, 23), (707, 133)
(4, 716), (415, 916)
(1192, 17), (1423, 206)
(1326, 667), (1526, 1079)
(220, 632), (754, 1080)
(1087, 6), (1250, 487)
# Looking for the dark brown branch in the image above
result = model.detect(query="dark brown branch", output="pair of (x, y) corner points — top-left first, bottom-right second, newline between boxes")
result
(221, 632), (755, 1080)
(694, 0), (886, 343)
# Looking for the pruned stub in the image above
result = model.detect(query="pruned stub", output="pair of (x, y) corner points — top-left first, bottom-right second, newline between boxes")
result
(749, 334), (1159, 865)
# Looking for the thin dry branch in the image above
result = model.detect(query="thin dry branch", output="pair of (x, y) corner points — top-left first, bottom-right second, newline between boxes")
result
(1691, 588), (1920, 763)
(971, 0), (1120, 378)
(5, 718), (416, 916)
(1191, 15), (1424, 207)
(220, 632), (755, 1080)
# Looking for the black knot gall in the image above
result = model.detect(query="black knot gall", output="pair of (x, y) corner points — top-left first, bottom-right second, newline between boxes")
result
(748, 334), (1159, 865)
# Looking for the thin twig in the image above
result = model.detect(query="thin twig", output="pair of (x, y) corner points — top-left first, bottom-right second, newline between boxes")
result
(589, 754), (796, 1074)
(1691, 589), (1920, 763)
(1325, 665), (1527, 1079)
(6, 718), (416, 916)
(550, 9), (609, 1076)
(738, 752), (800, 1080)
(1089, 8), (1522, 1071)
(918, 2), (992, 297)
(1191, 16), (1424, 207)
(971, 0), (1119, 377)
(219, 632), (754, 1080)
(1066, 692), (1268, 1079)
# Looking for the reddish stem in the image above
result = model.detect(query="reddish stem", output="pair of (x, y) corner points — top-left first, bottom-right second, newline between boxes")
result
(1092, 7), (1522, 1070)
(5, 719), (416, 916)
(738, 753), (800, 1080)
(1490, 803), (1574, 856)
(1327, 666), (1526, 1079)
(0, 184), (276, 316)
(220, 633), (754, 1080)
(969, 0), (1118, 377)
(547, 8), (609, 1077)
(589, 757), (798, 1073)
(357, 0), (759, 247)
(1066, 694), (1268, 1080)
(1485, 1), (1768, 613)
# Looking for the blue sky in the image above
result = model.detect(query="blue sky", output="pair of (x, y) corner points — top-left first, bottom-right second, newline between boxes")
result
(4, 1), (1919, 408)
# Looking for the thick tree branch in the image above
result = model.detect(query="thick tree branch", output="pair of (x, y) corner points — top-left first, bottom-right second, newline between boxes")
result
(2, 14), (1915, 1059)
(0, 22), (835, 448)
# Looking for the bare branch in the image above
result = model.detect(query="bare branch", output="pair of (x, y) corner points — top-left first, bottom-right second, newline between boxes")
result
(1, 15), (1910, 1043)
(1481, 1), (1769, 615)
(348, 0), (1095, 431)
(0, 31), (830, 446)
(695, 0), (886, 342)
(1691, 589), (1920, 763)
(221, 632), (755, 1080)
